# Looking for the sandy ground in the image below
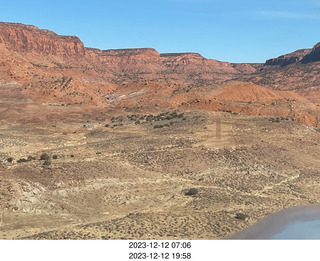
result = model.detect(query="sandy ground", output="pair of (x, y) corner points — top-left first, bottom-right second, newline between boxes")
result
(0, 100), (319, 239)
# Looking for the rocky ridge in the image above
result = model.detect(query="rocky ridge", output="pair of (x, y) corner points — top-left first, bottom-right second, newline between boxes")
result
(265, 49), (311, 66)
(0, 22), (252, 83)
(301, 42), (320, 63)
(264, 41), (320, 66)
(0, 22), (319, 128)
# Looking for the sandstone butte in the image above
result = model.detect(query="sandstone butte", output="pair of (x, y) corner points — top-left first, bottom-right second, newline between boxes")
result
(0, 22), (319, 127)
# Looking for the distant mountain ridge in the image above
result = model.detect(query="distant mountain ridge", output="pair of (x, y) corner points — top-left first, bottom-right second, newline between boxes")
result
(0, 22), (319, 128)
(0, 22), (255, 83)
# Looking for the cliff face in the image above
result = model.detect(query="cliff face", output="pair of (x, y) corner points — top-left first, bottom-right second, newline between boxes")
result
(264, 42), (320, 66)
(86, 48), (248, 82)
(86, 48), (163, 74)
(301, 42), (320, 63)
(265, 49), (311, 66)
(0, 23), (85, 57)
(160, 52), (238, 74)
(0, 22), (253, 84)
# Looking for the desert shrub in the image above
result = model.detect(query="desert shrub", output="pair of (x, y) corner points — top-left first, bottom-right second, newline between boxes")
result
(52, 155), (58, 159)
(112, 123), (123, 127)
(170, 111), (178, 118)
(127, 114), (138, 121)
(7, 157), (13, 163)
(111, 116), (124, 123)
(17, 158), (28, 163)
(184, 188), (198, 196)
(146, 115), (154, 122)
(40, 153), (50, 160)
(269, 117), (280, 123)
(43, 158), (51, 166)
(154, 125), (164, 129)
(234, 213), (248, 220)
(104, 124), (109, 127)
(70, 154), (75, 158)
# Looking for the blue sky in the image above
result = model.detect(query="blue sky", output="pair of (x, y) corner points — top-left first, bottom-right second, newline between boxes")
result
(1, 0), (320, 63)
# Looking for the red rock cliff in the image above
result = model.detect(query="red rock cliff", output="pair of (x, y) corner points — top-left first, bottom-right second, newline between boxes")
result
(160, 52), (237, 73)
(0, 22), (255, 83)
(301, 42), (320, 63)
(0, 22), (85, 57)
(86, 47), (162, 73)
(265, 49), (311, 66)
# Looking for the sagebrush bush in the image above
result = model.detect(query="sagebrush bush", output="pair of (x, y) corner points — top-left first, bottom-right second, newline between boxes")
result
(235, 213), (248, 220)
(40, 153), (50, 160)
(184, 188), (198, 196)
(17, 158), (28, 163)
(43, 158), (51, 166)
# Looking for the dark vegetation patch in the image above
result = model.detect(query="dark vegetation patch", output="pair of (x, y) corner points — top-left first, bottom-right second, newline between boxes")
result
(234, 213), (248, 220)
(43, 158), (52, 166)
(103, 111), (186, 129)
(17, 158), (28, 163)
(40, 153), (50, 161)
(184, 188), (199, 196)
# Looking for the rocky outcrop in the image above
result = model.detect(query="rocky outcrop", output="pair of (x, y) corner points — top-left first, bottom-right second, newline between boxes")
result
(301, 42), (320, 63)
(86, 48), (162, 74)
(231, 63), (256, 73)
(160, 52), (248, 83)
(265, 49), (311, 66)
(265, 42), (320, 66)
(0, 22), (85, 57)
(160, 52), (237, 73)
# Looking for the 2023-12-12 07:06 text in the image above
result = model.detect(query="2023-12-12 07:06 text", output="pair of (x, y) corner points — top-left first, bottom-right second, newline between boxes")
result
(129, 241), (192, 250)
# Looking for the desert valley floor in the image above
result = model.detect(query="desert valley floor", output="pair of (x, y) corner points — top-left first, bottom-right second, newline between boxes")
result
(0, 101), (319, 239)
